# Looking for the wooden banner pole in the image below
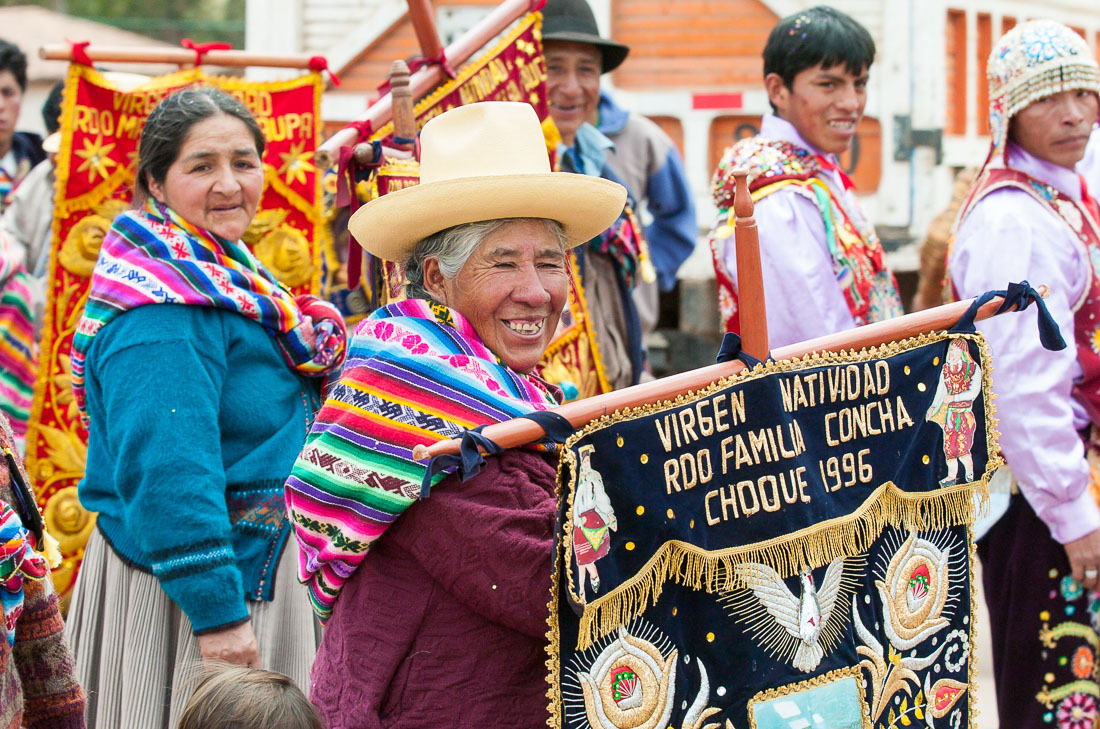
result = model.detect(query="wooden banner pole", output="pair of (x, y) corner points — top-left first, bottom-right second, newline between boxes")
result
(316, 0), (539, 169)
(39, 44), (319, 69)
(732, 169), (769, 360)
(353, 60), (416, 165)
(411, 287), (1042, 461)
(407, 0), (446, 61)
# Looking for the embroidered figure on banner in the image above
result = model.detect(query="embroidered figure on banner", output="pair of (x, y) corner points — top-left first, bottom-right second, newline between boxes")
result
(925, 338), (982, 486)
(563, 620), (724, 729)
(723, 557), (863, 672)
(574, 445), (618, 602)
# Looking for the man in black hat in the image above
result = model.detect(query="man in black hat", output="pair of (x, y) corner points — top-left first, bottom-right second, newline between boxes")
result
(541, 0), (696, 373)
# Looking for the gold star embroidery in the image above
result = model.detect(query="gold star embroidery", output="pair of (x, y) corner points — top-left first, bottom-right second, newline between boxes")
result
(74, 135), (118, 183)
(278, 141), (316, 186)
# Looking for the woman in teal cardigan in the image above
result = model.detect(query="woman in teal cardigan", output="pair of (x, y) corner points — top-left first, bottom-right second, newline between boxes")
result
(62, 87), (346, 729)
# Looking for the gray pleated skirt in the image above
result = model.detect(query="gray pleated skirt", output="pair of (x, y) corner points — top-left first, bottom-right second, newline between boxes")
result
(64, 529), (321, 729)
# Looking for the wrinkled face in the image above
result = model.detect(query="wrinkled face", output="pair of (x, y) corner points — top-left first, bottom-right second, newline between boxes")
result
(0, 70), (22, 154)
(427, 220), (569, 374)
(766, 62), (868, 156)
(147, 114), (264, 241)
(1010, 88), (1099, 170)
(545, 41), (602, 147)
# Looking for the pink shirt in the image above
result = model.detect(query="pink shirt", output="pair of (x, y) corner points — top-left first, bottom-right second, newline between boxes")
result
(720, 115), (871, 348)
(951, 142), (1100, 544)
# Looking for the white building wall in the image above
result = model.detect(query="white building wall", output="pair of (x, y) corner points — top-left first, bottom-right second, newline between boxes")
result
(245, 0), (400, 80)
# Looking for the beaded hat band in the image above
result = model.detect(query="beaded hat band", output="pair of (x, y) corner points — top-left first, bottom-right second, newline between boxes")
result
(987, 20), (1099, 160)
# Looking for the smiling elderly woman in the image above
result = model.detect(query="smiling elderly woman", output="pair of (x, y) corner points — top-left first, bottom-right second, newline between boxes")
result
(284, 102), (626, 729)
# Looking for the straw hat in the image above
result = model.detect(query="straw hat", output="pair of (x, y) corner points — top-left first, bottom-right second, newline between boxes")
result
(987, 20), (1099, 159)
(347, 102), (627, 262)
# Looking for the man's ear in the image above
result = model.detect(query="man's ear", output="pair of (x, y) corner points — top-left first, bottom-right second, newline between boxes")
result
(764, 73), (790, 116)
(422, 257), (448, 304)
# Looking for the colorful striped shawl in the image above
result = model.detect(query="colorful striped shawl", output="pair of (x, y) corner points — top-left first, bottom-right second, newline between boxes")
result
(0, 234), (35, 447)
(72, 201), (346, 422)
(285, 298), (558, 620)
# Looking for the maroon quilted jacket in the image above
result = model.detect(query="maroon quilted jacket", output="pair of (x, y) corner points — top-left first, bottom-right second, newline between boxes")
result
(309, 447), (558, 728)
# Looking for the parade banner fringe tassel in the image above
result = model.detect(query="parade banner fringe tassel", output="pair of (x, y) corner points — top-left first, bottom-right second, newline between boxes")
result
(573, 478), (989, 650)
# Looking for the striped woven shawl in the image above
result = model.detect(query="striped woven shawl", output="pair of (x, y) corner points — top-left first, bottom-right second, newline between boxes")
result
(285, 299), (558, 620)
(71, 201), (346, 424)
(0, 233), (35, 448)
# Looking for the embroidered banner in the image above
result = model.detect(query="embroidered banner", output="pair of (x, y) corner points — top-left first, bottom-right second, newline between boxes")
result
(27, 65), (327, 606)
(548, 332), (998, 729)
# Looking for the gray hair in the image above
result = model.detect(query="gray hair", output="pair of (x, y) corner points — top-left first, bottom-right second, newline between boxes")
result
(404, 218), (568, 301)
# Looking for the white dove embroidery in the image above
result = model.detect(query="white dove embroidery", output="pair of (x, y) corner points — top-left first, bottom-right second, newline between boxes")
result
(730, 558), (849, 673)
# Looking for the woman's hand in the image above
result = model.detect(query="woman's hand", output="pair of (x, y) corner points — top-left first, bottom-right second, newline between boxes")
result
(1065, 527), (1100, 591)
(196, 621), (261, 667)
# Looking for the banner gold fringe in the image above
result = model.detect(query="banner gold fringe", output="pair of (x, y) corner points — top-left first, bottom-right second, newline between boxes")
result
(560, 329), (1001, 650)
(575, 476), (992, 650)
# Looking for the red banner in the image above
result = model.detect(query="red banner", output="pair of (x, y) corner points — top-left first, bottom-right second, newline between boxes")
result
(371, 12), (550, 142)
(30, 65), (327, 606)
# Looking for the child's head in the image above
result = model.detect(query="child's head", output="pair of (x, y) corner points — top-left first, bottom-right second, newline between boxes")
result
(176, 663), (324, 729)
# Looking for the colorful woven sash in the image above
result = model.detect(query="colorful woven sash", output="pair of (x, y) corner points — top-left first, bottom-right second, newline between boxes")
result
(0, 233), (36, 447)
(708, 137), (904, 335)
(0, 168), (12, 209)
(588, 206), (644, 291)
(286, 298), (558, 620)
(72, 201), (347, 422)
(0, 501), (48, 646)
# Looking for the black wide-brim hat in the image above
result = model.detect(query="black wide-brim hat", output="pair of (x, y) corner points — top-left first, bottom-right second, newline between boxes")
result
(541, 0), (630, 73)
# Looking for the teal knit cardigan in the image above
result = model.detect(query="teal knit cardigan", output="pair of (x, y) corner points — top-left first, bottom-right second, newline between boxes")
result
(78, 304), (320, 634)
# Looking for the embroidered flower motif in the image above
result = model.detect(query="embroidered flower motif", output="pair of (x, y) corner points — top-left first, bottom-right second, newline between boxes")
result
(375, 322), (395, 341)
(875, 532), (951, 649)
(1021, 24), (1078, 64)
(252, 226), (313, 288)
(60, 214), (113, 278)
(609, 667), (641, 709)
(577, 627), (678, 729)
(926, 677), (968, 719)
(1072, 646), (1095, 680)
(400, 333), (429, 356)
(1063, 575), (1086, 602)
(1055, 691), (1097, 729)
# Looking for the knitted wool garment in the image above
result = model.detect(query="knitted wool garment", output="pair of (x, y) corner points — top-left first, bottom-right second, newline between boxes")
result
(987, 20), (1100, 160)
